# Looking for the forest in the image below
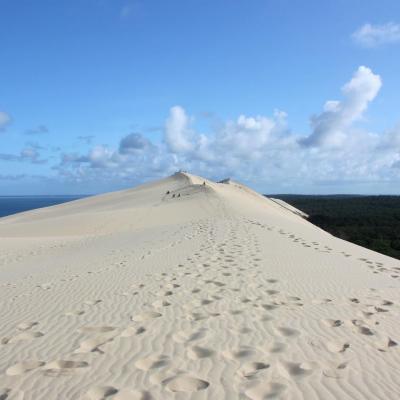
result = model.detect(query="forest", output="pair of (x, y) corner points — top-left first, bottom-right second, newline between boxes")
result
(271, 195), (400, 260)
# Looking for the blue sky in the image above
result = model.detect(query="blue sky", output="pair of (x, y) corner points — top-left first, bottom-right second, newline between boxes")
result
(1, 0), (400, 194)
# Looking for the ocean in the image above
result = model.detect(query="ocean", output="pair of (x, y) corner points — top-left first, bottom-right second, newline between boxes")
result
(0, 195), (88, 218)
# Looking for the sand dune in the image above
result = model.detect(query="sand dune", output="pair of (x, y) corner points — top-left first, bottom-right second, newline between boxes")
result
(1, 172), (400, 399)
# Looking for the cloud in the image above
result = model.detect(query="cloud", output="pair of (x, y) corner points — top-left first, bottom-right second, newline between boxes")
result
(165, 106), (195, 154)
(378, 123), (400, 150)
(54, 66), (400, 192)
(163, 106), (291, 172)
(0, 147), (47, 164)
(0, 111), (11, 131)
(119, 133), (152, 154)
(57, 106), (292, 185)
(61, 146), (118, 169)
(59, 137), (176, 184)
(352, 22), (400, 47)
(20, 147), (40, 161)
(24, 124), (49, 135)
(301, 66), (382, 147)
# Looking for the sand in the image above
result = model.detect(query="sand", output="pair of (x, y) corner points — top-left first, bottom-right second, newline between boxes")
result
(0, 171), (400, 399)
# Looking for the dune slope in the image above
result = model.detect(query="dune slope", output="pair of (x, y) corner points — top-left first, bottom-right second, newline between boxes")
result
(1, 172), (400, 399)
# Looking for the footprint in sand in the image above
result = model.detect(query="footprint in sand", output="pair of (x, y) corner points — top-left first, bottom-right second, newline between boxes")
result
(135, 355), (169, 371)
(326, 341), (350, 353)
(185, 312), (208, 322)
(162, 375), (209, 392)
(16, 322), (38, 331)
(84, 300), (102, 306)
(189, 299), (213, 308)
(173, 328), (207, 344)
(37, 283), (52, 290)
(238, 361), (270, 378)
(8, 331), (44, 343)
(374, 306), (389, 313)
(43, 360), (89, 377)
(78, 326), (117, 334)
(350, 320), (375, 336)
(375, 337), (398, 352)
(276, 327), (300, 338)
(65, 310), (85, 316)
(187, 346), (214, 359)
(152, 299), (171, 308)
(260, 314), (274, 322)
(323, 361), (349, 379)
(244, 381), (287, 400)
(241, 297), (252, 304)
(359, 310), (375, 319)
(312, 298), (333, 305)
(131, 311), (162, 322)
(223, 346), (257, 361)
(323, 319), (344, 328)
(75, 333), (116, 353)
(279, 361), (316, 379)
(113, 389), (152, 400)
(287, 296), (301, 302)
(229, 309), (244, 315)
(262, 304), (280, 311)
(85, 386), (118, 400)
(164, 283), (180, 289)
(120, 326), (146, 337)
(263, 341), (287, 354)
(6, 361), (45, 376)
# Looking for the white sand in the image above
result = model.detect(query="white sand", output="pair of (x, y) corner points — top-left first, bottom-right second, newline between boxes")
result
(0, 172), (400, 399)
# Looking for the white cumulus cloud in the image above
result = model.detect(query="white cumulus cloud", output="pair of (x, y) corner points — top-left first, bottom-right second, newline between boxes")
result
(165, 106), (195, 154)
(301, 66), (382, 147)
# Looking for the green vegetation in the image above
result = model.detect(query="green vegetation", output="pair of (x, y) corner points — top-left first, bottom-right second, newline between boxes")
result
(271, 195), (400, 260)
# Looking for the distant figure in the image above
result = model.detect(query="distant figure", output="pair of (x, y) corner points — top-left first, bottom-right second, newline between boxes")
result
(203, 181), (206, 185)
(172, 194), (175, 198)
(177, 193), (181, 198)
(166, 190), (170, 195)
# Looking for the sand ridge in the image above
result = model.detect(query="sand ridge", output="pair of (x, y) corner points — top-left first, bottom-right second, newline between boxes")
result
(0, 172), (400, 399)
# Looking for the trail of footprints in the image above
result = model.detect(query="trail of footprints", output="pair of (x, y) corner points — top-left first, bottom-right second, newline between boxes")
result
(1, 217), (399, 399)
(246, 218), (400, 279)
(0, 220), (202, 304)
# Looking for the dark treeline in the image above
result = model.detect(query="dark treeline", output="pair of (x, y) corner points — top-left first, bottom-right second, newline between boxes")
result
(269, 195), (400, 260)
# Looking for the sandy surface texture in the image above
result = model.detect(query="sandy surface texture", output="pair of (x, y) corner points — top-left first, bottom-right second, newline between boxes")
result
(1, 172), (400, 399)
